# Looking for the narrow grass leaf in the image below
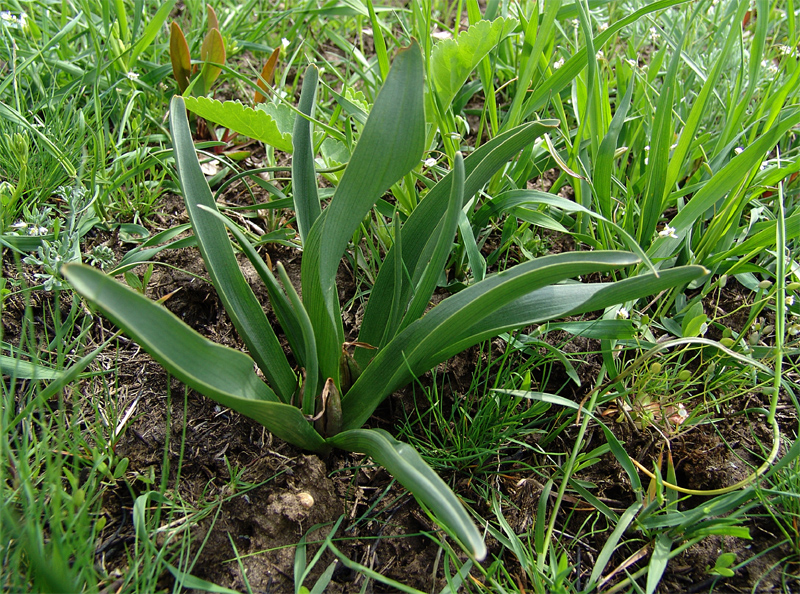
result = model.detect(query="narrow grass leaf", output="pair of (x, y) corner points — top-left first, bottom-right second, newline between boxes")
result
(129, 0), (175, 66)
(166, 564), (243, 594)
(595, 76), (634, 219)
(588, 502), (642, 588)
(523, 0), (689, 117)
(638, 28), (686, 248)
(649, 110), (800, 259)
(646, 534), (673, 594)
(0, 356), (61, 380)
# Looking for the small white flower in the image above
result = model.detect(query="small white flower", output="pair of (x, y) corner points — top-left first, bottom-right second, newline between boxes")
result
(281, 37), (290, 50)
(571, 19), (579, 30)
(125, 71), (139, 81)
(424, 157), (437, 168)
(778, 44), (795, 56)
(0, 11), (15, 23)
(10, 221), (27, 230)
(761, 59), (778, 75)
(734, 147), (744, 155)
(659, 225), (678, 239)
(649, 26), (659, 43)
(627, 58), (638, 68)
(598, 22), (609, 32)
(29, 226), (49, 236)
(788, 295), (796, 306)
(553, 57), (565, 70)
(617, 307), (629, 320)
(596, 49), (604, 60)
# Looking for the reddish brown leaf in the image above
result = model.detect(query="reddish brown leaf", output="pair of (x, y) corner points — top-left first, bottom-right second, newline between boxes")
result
(254, 46), (281, 104)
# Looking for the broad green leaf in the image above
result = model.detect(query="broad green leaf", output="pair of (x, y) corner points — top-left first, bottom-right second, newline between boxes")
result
(169, 22), (192, 94)
(344, 252), (642, 429)
(170, 96), (297, 401)
(594, 74), (634, 219)
(183, 97), (293, 152)
(63, 264), (325, 451)
(199, 27), (225, 93)
(328, 428), (486, 560)
(430, 18), (519, 110)
(439, 266), (706, 359)
(357, 120), (558, 358)
(196, 206), (306, 366)
(276, 263), (318, 417)
(292, 66), (321, 245)
(541, 320), (638, 340)
(399, 153), (464, 332)
(302, 41), (425, 386)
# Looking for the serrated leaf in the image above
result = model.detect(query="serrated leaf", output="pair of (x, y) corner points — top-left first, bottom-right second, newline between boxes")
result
(430, 17), (518, 108)
(183, 97), (293, 152)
